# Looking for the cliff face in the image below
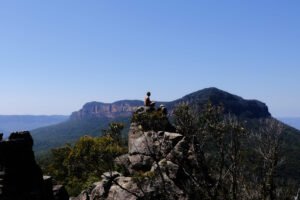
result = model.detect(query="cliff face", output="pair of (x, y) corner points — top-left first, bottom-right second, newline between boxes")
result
(70, 100), (144, 120)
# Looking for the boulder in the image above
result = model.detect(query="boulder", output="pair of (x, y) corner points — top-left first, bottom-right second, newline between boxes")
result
(114, 154), (130, 167)
(128, 123), (183, 158)
(151, 159), (179, 180)
(90, 182), (106, 200)
(128, 154), (153, 172)
(107, 177), (141, 200)
(164, 132), (184, 146)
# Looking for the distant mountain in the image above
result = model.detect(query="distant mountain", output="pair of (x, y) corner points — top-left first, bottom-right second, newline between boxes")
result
(165, 87), (271, 118)
(70, 87), (270, 121)
(32, 87), (271, 153)
(0, 115), (68, 137)
(279, 117), (300, 130)
(70, 100), (144, 120)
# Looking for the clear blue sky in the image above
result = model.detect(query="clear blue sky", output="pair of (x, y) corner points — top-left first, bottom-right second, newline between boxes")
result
(0, 0), (299, 117)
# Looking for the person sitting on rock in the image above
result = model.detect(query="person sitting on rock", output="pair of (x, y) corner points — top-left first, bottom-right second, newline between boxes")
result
(144, 92), (155, 108)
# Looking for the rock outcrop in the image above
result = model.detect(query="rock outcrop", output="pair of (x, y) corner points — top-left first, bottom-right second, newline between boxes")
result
(0, 132), (69, 200)
(72, 121), (200, 200)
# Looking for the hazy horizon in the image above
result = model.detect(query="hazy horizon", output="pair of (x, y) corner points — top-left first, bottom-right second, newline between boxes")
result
(1, 1), (299, 117)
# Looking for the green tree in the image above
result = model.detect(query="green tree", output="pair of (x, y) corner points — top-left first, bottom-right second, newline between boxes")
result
(255, 119), (283, 200)
(173, 102), (246, 199)
(43, 133), (127, 196)
(102, 122), (124, 145)
(47, 144), (72, 181)
(131, 109), (175, 132)
(173, 103), (197, 136)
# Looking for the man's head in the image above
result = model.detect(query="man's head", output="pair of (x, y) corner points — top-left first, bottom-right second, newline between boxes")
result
(147, 92), (151, 96)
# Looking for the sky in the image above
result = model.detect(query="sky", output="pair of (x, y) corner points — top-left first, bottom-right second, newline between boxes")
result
(0, 0), (299, 117)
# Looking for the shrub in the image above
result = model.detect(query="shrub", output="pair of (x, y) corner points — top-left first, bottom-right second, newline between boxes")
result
(131, 110), (175, 132)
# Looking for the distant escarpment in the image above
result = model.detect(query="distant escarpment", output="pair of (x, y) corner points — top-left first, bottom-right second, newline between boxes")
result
(70, 88), (270, 121)
(32, 87), (271, 153)
(70, 100), (144, 120)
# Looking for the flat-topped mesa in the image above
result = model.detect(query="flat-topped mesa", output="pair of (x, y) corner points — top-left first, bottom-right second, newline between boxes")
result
(70, 100), (144, 120)
(0, 131), (69, 200)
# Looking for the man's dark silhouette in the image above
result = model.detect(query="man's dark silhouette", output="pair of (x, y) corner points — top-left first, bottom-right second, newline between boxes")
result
(144, 92), (155, 107)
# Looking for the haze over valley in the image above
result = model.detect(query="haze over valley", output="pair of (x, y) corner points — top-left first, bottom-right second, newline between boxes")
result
(0, 115), (68, 137)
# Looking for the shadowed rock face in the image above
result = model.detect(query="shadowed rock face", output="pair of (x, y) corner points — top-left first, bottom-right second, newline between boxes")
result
(0, 132), (68, 200)
(0, 131), (44, 200)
